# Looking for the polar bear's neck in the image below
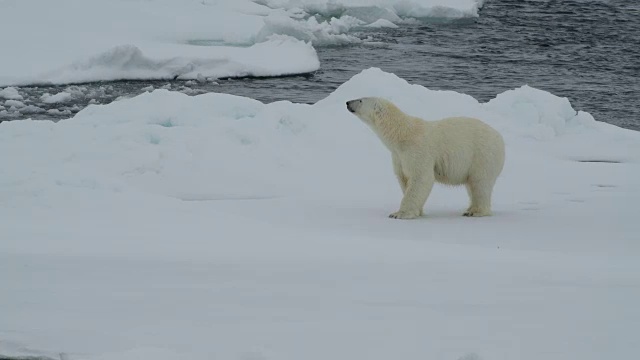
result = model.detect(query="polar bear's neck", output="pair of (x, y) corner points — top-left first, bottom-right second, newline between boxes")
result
(370, 105), (420, 151)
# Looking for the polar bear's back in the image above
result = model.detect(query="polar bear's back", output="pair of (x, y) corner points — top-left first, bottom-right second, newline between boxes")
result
(428, 116), (505, 185)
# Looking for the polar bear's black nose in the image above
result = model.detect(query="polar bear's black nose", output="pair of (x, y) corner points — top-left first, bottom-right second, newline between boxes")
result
(346, 101), (355, 113)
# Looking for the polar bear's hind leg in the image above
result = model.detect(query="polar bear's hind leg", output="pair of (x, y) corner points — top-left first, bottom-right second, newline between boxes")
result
(463, 178), (496, 217)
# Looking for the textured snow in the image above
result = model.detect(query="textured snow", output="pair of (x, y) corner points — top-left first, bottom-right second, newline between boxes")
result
(1, 68), (639, 360)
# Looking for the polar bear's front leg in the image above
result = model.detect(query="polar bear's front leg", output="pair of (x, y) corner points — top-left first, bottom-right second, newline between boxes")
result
(392, 154), (408, 194)
(389, 171), (434, 219)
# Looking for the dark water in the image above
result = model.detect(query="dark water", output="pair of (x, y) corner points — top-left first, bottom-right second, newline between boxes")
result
(2, 0), (639, 130)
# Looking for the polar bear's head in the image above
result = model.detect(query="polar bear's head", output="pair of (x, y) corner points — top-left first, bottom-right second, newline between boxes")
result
(346, 97), (398, 126)
(346, 97), (378, 124)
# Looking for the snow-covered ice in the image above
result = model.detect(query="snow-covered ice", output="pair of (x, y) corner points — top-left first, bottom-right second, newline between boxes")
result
(1, 68), (639, 360)
(32, 40), (319, 85)
(0, 0), (484, 86)
(0, 38), (319, 86)
(0, 0), (319, 86)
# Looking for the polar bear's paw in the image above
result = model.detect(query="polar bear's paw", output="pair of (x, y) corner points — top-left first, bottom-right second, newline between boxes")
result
(389, 210), (421, 219)
(463, 207), (491, 217)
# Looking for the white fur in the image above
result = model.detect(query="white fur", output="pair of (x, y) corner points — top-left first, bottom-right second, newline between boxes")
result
(346, 97), (505, 219)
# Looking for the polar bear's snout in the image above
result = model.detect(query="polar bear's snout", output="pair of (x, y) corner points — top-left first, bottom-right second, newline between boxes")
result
(346, 99), (361, 113)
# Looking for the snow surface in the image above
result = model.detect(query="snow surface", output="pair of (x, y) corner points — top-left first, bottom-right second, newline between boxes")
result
(0, 0), (483, 86)
(1, 68), (639, 360)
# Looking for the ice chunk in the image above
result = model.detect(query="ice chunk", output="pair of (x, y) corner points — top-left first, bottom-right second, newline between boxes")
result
(20, 105), (45, 114)
(256, 12), (364, 45)
(41, 92), (73, 104)
(47, 108), (72, 115)
(0, 86), (23, 100)
(364, 18), (399, 28)
(4, 99), (25, 108)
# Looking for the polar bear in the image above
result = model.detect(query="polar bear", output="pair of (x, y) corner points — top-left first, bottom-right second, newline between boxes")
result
(346, 97), (505, 219)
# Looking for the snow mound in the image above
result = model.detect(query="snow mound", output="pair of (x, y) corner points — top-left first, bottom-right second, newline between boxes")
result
(0, 87), (23, 100)
(484, 85), (596, 140)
